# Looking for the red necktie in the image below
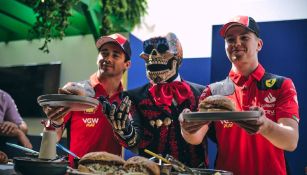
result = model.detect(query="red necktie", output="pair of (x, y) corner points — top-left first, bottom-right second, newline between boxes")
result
(149, 81), (192, 106)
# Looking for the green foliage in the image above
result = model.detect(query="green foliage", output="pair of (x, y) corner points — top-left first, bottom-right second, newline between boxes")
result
(26, 0), (147, 53)
(100, 0), (148, 35)
(27, 0), (79, 53)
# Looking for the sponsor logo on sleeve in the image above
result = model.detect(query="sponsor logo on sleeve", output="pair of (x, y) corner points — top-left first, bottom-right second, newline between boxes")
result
(265, 78), (276, 88)
(264, 93), (276, 104)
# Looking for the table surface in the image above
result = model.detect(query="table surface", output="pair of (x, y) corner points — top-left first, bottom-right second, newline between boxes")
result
(0, 163), (19, 175)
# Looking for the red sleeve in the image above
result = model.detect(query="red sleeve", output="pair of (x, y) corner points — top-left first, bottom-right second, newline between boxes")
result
(199, 86), (212, 102)
(63, 112), (73, 125)
(275, 78), (300, 122)
(198, 86), (213, 111)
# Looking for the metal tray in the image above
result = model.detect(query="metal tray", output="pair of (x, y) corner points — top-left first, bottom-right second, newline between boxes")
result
(14, 157), (68, 175)
(182, 111), (261, 122)
(37, 94), (99, 111)
(172, 168), (233, 175)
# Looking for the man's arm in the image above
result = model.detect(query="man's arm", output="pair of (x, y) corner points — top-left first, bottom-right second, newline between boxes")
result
(181, 123), (209, 145)
(42, 82), (85, 141)
(260, 117), (298, 151)
(18, 121), (28, 134)
(264, 78), (299, 151)
(237, 78), (299, 151)
(0, 121), (18, 136)
(178, 109), (210, 145)
(0, 121), (32, 149)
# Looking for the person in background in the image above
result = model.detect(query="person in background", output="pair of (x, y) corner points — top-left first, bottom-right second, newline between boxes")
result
(42, 33), (131, 166)
(179, 15), (299, 175)
(0, 89), (32, 149)
(100, 33), (209, 168)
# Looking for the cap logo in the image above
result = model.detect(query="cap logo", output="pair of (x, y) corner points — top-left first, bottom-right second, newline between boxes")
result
(233, 16), (241, 22)
(109, 34), (126, 45)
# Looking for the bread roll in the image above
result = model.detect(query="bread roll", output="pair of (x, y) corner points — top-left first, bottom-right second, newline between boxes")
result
(78, 151), (125, 174)
(199, 95), (236, 112)
(59, 82), (86, 96)
(124, 156), (160, 175)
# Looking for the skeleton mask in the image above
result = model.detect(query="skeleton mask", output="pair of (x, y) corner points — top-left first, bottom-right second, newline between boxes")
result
(140, 33), (183, 84)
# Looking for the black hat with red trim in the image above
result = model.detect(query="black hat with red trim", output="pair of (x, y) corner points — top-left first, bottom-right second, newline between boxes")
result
(96, 33), (131, 60)
(220, 15), (260, 38)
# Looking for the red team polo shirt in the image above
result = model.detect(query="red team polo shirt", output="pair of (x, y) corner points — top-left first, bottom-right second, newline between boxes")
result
(64, 73), (122, 165)
(201, 64), (299, 175)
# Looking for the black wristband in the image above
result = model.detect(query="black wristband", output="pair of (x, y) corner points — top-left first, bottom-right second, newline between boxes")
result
(51, 121), (64, 128)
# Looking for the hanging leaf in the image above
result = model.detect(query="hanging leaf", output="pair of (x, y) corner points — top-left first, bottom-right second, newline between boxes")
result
(25, 0), (147, 53)
(99, 0), (148, 35)
(26, 0), (79, 53)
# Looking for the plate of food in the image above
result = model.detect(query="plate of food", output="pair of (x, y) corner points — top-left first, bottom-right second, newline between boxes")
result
(182, 95), (261, 122)
(68, 152), (160, 175)
(37, 94), (99, 111)
(182, 111), (261, 122)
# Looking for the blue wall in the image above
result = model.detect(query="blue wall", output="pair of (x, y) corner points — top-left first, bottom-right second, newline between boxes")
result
(211, 19), (307, 175)
(127, 34), (148, 89)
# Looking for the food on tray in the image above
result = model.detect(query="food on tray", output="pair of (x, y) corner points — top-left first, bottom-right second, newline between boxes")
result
(59, 82), (87, 96)
(77, 151), (125, 174)
(124, 156), (160, 175)
(77, 152), (160, 175)
(199, 95), (236, 112)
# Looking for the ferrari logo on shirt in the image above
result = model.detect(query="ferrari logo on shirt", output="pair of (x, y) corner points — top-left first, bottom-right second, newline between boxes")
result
(265, 78), (276, 88)
(82, 118), (99, 127)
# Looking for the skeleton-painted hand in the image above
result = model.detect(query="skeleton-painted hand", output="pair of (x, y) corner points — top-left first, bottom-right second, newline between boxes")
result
(99, 96), (132, 135)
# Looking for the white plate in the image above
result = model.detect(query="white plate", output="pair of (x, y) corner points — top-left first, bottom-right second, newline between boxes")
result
(182, 111), (261, 122)
(37, 94), (99, 111)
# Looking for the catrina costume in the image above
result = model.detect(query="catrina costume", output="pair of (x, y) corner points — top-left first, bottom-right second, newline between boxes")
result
(100, 33), (209, 167)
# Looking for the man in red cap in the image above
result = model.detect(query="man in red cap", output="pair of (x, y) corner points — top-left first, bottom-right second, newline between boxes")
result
(179, 15), (299, 175)
(43, 33), (131, 166)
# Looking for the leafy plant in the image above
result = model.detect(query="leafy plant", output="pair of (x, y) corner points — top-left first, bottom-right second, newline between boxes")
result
(26, 0), (147, 53)
(26, 0), (79, 53)
(100, 0), (147, 35)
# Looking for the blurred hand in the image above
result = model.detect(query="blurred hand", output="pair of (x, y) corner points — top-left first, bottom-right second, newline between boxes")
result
(0, 121), (18, 135)
(179, 108), (211, 134)
(42, 106), (70, 124)
(41, 82), (81, 123)
(17, 130), (33, 149)
(99, 96), (132, 135)
(235, 106), (266, 134)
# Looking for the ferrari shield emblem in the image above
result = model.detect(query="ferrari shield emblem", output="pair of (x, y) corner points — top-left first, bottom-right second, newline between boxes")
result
(265, 78), (276, 88)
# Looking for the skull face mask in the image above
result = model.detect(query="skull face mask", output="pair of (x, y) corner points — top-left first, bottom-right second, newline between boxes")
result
(140, 33), (183, 84)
